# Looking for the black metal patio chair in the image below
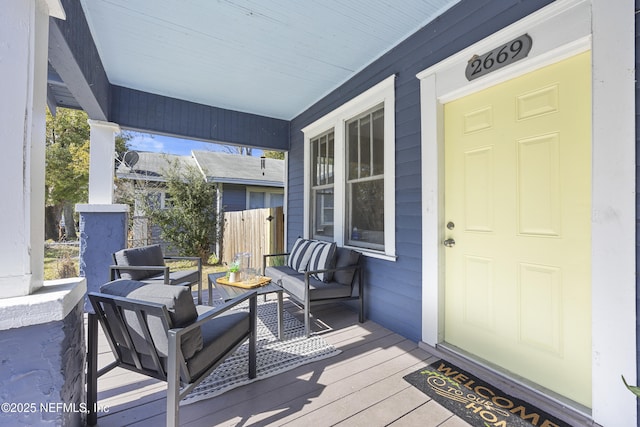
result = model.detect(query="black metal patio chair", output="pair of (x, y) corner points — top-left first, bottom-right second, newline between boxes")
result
(87, 279), (256, 427)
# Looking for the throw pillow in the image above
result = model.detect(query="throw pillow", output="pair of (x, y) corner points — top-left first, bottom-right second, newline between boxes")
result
(287, 238), (319, 272)
(308, 242), (337, 282)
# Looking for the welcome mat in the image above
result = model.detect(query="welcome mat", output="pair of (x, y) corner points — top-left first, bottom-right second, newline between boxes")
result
(403, 360), (571, 427)
(182, 300), (341, 405)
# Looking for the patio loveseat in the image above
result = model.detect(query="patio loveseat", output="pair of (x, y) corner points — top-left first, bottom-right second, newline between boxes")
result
(263, 238), (363, 336)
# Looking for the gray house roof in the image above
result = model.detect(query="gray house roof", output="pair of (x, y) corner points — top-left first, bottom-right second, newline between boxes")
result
(193, 151), (284, 187)
(116, 152), (196, 182)
(116, 150), (285, 188)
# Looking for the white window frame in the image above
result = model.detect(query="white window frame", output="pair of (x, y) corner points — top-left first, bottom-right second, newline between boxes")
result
(302, 75), (396, 261)
(310, 129), (335, 241)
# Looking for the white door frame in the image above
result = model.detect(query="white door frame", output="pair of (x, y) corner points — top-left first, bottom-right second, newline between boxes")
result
(417, 0), (636, 425)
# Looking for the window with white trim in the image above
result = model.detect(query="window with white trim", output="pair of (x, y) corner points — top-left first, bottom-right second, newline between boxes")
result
(346, 106), (384, 249)
(302, 75), (396, 260)
(311, 130), (335, 240)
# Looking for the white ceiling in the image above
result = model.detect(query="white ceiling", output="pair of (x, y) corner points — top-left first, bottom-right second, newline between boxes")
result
(80, 0), (461, 120)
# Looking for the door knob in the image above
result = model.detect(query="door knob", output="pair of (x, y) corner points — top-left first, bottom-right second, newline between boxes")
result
(443, 238), (456, 247)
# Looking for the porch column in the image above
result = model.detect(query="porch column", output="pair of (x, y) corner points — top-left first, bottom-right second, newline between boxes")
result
(80, 116), (128, 310)
(88, 120), (120, 204)
(0, 1), (87, 426)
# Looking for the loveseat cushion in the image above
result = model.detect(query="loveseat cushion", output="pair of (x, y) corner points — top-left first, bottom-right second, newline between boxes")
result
(99, 279), (203, 360)
(279, 274), (351, 302)
(264, 265), (303, 284)
(113, 244), (165, 280)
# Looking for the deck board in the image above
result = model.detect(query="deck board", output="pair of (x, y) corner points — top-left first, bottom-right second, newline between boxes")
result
(93, 295), (468, 426)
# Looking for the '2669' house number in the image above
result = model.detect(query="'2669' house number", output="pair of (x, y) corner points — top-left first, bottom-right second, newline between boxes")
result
(465, 34), (532, 81)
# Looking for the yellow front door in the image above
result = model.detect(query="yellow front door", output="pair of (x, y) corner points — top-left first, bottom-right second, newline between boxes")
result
(444, 51), (592, 407)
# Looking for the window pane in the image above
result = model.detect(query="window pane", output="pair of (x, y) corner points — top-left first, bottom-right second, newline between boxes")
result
(372, 109), (384, 175)
(312, 138), (319, 186)
(313, 188), (334, 239)
(249, 192), (265, 209)
(312, 132), (334, 186)
(347, 120), (359, 180)
(359, 115), (371, 178)
(348, 179), (384, 247)
(327, 132), (334, 185)
(269, 193), (284, 207)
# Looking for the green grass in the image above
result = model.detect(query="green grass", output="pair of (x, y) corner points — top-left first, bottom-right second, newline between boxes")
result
(44, 243), (79, 280)
(44, 244), (226, 284)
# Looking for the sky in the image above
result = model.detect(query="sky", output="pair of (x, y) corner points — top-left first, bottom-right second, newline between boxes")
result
(127, 132), (263, 157)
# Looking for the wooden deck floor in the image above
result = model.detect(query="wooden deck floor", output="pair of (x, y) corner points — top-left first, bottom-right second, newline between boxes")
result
(93, 296), (470, 427)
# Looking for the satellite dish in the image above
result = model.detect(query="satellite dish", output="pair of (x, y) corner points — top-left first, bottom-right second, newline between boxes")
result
(123, 151), (139, 168)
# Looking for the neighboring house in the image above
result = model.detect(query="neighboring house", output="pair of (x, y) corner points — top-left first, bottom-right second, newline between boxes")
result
(193, 151), (285, 212)
(116, 150), (284, 250)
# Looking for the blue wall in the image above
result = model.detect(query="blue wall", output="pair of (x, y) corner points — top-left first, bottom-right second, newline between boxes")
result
(110, 86), (290, 151)
(288, 0), (554, 342)
(222, 183), (249, 212)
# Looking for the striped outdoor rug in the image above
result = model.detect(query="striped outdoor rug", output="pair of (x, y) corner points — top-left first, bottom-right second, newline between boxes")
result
(182, 300), (340, 405)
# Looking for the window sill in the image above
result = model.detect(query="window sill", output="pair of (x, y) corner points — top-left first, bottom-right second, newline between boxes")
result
(347, 246), (397, 262)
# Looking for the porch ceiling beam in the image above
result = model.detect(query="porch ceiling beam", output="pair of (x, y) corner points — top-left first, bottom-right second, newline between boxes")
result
(48, 0), (110, 121)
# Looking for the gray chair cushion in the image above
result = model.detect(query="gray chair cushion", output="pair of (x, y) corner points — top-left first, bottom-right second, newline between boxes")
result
(100, 280), (203, 360)
(333, 248), (361, 286)
(113, 244), (165, 280)
(279, 274), (351, 302)
(186, 309), (250, 381)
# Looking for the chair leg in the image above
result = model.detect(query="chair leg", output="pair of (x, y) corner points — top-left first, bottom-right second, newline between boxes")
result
(304, 305), (311, 338)
(87, 314), (98, 426)
(167, 331), (180, 427)
(248, 296), (257, 379)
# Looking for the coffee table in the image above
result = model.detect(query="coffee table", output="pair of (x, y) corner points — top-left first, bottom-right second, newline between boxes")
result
(207, 274), (284, 340)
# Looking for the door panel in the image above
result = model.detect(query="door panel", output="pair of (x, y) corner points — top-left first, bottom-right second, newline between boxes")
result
(444, 51), (592, 407)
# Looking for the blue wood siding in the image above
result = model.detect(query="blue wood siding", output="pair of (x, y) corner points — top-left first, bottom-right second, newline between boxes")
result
(110, 86), (290, 151)
(288, 0), (553, 342)
(221, 184), (248, 212)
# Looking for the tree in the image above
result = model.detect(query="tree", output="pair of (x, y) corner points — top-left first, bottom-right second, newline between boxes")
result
(45, 108), (90, 240)
(143, 160), (218, 261)
(45, 108), (132, 241)
(263, 150), (285, 160)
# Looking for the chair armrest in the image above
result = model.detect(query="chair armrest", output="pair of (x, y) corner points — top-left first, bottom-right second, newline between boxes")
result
(262, 253), (290, 274)
(174, 291), (257, 338)
(109, 264), (170, 281)
(304, 263), (361, 278)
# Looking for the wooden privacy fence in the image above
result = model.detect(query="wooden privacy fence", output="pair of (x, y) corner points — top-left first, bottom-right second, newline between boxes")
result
(221, 207), (284, 269)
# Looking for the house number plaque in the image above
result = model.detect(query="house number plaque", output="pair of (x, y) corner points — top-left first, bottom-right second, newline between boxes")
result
(465, 34), (532, 81)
